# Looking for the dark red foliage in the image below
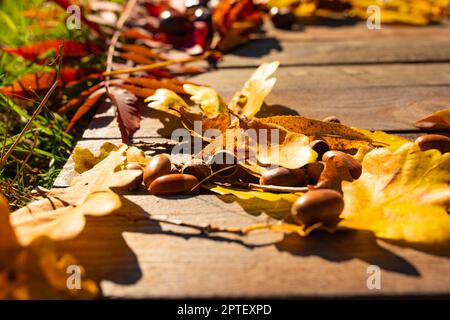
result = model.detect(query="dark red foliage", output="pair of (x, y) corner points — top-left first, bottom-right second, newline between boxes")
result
(108, 87), (141, 144)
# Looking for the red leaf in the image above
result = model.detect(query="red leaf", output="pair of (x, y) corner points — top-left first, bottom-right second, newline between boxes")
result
(51, 0), (103, 36)
(0, 68), (101, 97)
(3, 40), (100, 61)
(58, 82), (104, 114)
(65, 88), (106, 132)
(108, 87), (140, 143)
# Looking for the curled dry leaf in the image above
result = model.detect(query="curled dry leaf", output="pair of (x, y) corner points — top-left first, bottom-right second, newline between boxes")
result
(0, 194), (98, 299)
(184, 84), (229, 119)
(145, 86), (231, 137)
(72, 142), (148, 173)
(11, 146), (132, 244)
(199, 118), (317, 175)
(340, 143), (450, 246)
(258, 115), (374, 150)
(229, 61), (280, 119)
(415, 109), (450, 130)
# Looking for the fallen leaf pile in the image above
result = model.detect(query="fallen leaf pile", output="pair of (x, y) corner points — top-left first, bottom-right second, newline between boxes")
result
(2, 60), (450, 297)
(3, 1), (448, 144)
(2, 1), (450, 299)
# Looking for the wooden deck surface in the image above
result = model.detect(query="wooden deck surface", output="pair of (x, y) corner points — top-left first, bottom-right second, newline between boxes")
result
(54, 20), (450, 298)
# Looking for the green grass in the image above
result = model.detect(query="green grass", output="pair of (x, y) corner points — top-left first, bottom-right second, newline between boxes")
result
(0, 0), (96, 209)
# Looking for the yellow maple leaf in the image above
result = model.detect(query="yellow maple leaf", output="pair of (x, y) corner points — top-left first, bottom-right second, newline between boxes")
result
(340, 142), (450, 246)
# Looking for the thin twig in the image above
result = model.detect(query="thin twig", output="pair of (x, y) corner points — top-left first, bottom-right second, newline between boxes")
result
(0, 44), (64, 169)
(190, 165), (238, 192)
(103, 52), (212, 77)
(144, 215), (245, 235)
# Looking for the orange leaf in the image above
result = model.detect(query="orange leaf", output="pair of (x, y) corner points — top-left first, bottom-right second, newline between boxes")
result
(124, 77), (186, 94)
(3, 40), (99, 61)
(120, 52), (155, 65)
(120, 44), (166, 61)
(65, 89), (106, 132)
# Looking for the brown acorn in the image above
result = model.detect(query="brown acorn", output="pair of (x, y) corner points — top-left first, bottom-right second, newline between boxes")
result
(148, 174), (199, 195)
(291, 189), (344, 227)
(415, 134), (450, 154)
(260, 167), (306, 187)
(143, 154), (172, 188)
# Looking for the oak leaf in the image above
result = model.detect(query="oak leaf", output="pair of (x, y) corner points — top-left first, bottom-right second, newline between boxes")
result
(72, 142), (119, 173)
(340, 143), (450, 246)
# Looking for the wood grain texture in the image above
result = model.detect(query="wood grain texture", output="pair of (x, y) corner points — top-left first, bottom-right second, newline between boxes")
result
(221, 21), (450, 67)
(82, 63), (450, 139)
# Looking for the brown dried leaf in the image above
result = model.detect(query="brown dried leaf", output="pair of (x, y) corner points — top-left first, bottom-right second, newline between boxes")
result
(259, 115), (374, 150)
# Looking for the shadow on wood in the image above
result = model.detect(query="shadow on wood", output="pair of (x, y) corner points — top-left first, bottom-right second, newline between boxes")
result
(229, 37), (283, 58)
(276, 231), (421, 276)
(256, 103), (301, 118)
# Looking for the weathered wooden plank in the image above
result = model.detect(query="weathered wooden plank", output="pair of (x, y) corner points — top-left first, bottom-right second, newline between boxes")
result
(267, 20), (450, 41)
(55, 193), (450, 298)
(220, 21), (450, 67)
(53, 21), (450, 299)
(82, 63), (450, 139)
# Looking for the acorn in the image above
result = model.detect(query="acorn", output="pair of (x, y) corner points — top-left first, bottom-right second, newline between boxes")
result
(143, 154), (172, 188)
(322, 151), (362, 180)
(415, 134), (450, 154)
(148, 174), (199, 195)
(291, 189), (344, 227)
(260, 167), (306, 187)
